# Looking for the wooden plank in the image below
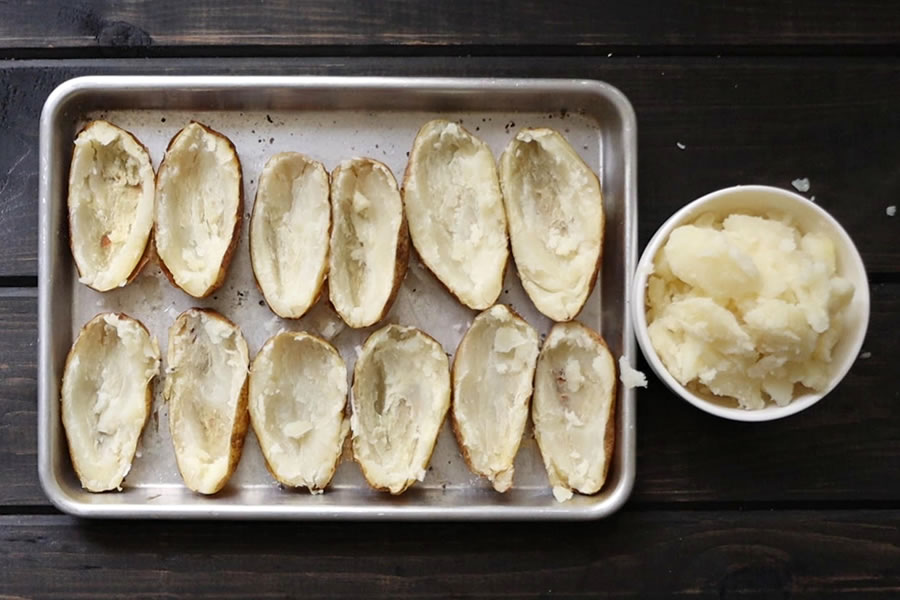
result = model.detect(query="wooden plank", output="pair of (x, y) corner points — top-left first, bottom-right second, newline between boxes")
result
(2, 57), (899, 278)
(1, 1), (900, 51)
(0, 511), (897, 597)
(3, 283), (898, 507)
(0, 291), (38, 506)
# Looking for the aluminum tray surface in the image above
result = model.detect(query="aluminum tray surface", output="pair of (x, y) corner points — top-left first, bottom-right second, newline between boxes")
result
(39, 76), (637, 520)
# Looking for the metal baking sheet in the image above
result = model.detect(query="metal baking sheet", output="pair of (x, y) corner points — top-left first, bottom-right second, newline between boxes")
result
(38, 76), (637, 520)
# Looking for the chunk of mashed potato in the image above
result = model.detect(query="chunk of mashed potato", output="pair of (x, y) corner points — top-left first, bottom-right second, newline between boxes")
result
(646, 213), (854, 410)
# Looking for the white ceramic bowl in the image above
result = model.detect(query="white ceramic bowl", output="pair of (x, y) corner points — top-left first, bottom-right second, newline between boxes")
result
(632, 185), (870, 421)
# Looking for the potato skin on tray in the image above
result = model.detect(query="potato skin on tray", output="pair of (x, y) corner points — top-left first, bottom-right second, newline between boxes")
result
(249, 331), (349, 492)
(68, 120), (155, 292)
(350, 324), (450, 494)
(451, 304), (539, 492)
(155, 122), (243, 298)
(165, 308), (250, 495)
(329, 158), (408, 328)
(533, 321), (617, 502)
(61, 312), (160, 492)
(500, 128), (604, 321)
(402, 119), (509, 310)
(250, 152), (331, 319)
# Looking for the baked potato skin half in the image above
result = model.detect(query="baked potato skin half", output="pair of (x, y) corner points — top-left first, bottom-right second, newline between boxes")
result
(350, 324), (450, 494)
(61, 312), (160, 492)
(68, 120), (156, 291)
(154, 121), (243, 299)
(329, 158), (409, 328)
(532, 321), (617, 502)
(450, 304), (539, 492)
(499, 128), (604, 321)
(165, 308), (250, 495)
(402, 120), (509, 310)
(250, 153), (331, 319)
(248, 331), (349, 492)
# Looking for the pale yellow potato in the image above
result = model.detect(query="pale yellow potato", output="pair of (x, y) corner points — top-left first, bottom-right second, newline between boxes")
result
(155, 122), (243, 298)
(403, 120), (508, 310)
(251, 153), (330, 319)
(249, 331), (348, 492)
(351, 324), (450, 494)
(533, 321), (616, 502)
(500, 128), (604, 321)
(451, 305), (539, 492)
(165, 309), (249, 495)
(68, 120), (155, 291)
(329, 158), (408, 328)
(61, 313), (160, 492)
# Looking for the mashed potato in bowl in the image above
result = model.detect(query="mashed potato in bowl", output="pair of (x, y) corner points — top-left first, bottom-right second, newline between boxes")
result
(645, 211), (855, 410)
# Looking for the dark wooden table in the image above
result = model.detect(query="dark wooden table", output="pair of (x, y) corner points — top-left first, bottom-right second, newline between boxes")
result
(2, 2), (899, 597)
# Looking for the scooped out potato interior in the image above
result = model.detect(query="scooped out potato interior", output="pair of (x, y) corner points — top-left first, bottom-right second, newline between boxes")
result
(249, 332), (349, 491)
(250, 153), (330, 318)
(351, 324), (450, 494)
(500, 128), (604, 321)
(533, 321), (616, 501)
(329, 158), (407, 328)
(155, 122), (242, 298)
(403, 120), (508, 309)
(165, 309), (249, 494)
(61, 313), (160, 492)
(452, 305), (539, 492)
(68, 120), (155, 291)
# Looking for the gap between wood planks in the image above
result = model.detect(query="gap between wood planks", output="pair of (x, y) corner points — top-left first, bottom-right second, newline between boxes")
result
(3, 43), (900, 61)
(0, 277), (38, 289)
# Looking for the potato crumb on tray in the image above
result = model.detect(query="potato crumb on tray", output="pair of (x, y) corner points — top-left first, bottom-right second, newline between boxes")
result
(618, 356), (648, 389)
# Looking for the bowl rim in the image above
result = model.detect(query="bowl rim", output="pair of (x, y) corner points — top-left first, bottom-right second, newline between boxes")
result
(632, 184), (871, 422)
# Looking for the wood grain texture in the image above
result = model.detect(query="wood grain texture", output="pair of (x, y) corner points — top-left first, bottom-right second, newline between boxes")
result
(2, 57), (900, 277)
(0, 511), (897, 598)
(0, 291), (38, 506)
(3, 283), (897, 507)
(1, 1), (899, 51)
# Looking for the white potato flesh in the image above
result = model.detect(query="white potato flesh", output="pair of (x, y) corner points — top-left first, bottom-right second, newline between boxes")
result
(329, 158), (406, 328)
(403, 120), (508, 309)
(68, 120), (155, 291)
(251, 153), (330, 318)
(61, 313), (160, 492)
(165, 309), (249, 494)
(351, 324), (450, 494)
(647, 214), (856, 410)
(500, 128), (604, 321)
(452, 305), (539, 492)
(533, 322), (616, 501)
(249, 332), (349, 491)
(155, 122), (242, 298)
